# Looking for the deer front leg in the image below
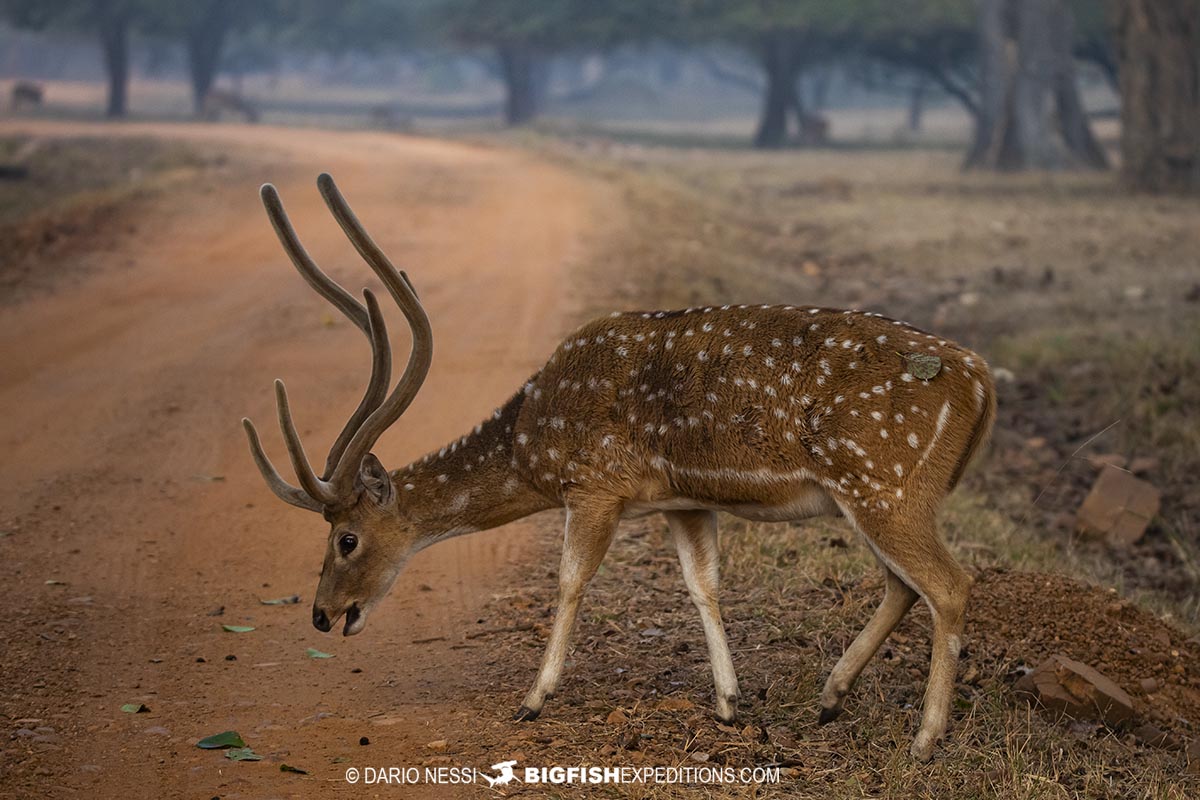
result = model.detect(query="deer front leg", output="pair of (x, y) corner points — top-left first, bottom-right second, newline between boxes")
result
(514, 494), (621, 721)
(665, 510), (740, 723)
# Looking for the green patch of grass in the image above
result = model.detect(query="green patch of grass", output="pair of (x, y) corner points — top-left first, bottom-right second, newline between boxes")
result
(0, 135), (207, 225)
(0, 135), (218, 302)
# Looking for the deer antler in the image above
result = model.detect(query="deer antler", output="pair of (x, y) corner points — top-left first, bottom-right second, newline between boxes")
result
(259, 183), (393, 479)
(242, 175), (432, 510)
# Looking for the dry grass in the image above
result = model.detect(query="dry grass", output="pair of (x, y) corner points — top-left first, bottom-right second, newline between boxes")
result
(450, 136), (1200, 796)
(0, 135), (229, 302)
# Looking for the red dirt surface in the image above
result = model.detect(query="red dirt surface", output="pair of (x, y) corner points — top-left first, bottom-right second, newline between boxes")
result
(0, 120), (616, 798)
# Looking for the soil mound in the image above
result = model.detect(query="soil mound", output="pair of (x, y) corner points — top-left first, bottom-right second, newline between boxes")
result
(970, 568), (1199, 743)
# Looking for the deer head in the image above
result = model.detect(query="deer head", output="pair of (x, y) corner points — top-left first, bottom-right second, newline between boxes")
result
(242, 174), (433, 636)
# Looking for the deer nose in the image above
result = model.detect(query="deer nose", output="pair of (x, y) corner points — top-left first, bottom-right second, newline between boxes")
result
(312, 607), (332, 632)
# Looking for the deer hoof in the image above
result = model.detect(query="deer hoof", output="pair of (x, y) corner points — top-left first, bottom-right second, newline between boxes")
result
(817, 706), (842, 725)
(512, 705), (541, 722)
(714, 709), (738, 725)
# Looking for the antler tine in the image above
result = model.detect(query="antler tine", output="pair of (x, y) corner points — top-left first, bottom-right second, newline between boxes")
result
(273, 379), (341, 507)
(241, 418), (323, 512)
(259, 183), (370, 335)
(321, 288), (392, 479)
(316, 173), (433, 494)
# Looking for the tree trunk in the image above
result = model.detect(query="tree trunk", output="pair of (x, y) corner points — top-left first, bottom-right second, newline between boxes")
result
(95, 1), (129, 118)
(754, 31), (796, 149)
(965, 0), (1011, 166)
(1048, 0), (1108, 168)
(1116, 0), (1200, 192)
(966, 0), (1107, 170)
(187, 0), (235, 116)
(498, 43), (540, 126)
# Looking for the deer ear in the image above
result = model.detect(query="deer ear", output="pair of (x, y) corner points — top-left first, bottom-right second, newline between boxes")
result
(356, 454), (393, 505)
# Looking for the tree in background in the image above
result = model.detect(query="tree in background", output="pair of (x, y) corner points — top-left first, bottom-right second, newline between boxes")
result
(144, 1), (283, 115)
(441, 0), (637, 126)
(438, 0), (560, 125)
(965, 0), (1107, 170)
(1, 0), (149, 117)
(682, 0), (853, 148)
(859, 0), (979, 125)
(1115, 0), (1200, 193)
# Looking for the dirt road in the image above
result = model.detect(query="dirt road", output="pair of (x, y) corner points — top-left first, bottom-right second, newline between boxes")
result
(0, 121), (612, 797)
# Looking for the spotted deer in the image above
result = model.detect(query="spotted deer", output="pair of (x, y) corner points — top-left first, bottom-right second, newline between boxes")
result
(202, 88), (259, 123)
(244, 174), (997, 761)
(10, 80), (43, 110)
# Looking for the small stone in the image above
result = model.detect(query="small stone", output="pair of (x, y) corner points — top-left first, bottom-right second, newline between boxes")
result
(1075, 466), (1161, 547)
(425, 739), (448, 751)
(143, 726), (171, 737)
(359, 736), (370, 746)
(1132, 723), (1181, 749)
(992, 367), (1016, 383)
(605, 709), (628, 725)
(1129, 457), (1159, 475)
(1014, 654), (1135, 728)
(1139, 678), (1159, 694)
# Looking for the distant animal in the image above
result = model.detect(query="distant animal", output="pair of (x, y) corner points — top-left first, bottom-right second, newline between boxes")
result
(244, 174), (997, 762)
(798, 112), (830, 146)
(202, 88), (259, 123)
(368, 105), (412, 132)
(11, 80), (43, 111)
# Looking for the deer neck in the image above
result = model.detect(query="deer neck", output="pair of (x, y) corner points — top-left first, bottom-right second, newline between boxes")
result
(394, 390), (553, 549)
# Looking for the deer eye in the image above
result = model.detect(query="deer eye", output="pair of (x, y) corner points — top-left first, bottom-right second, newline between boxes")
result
(337, 533), (358, 556)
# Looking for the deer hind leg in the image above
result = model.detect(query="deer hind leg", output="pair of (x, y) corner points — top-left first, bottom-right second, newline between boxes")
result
(665, 510), (740, 723)
(514, 494), (621, 722)
(842, 507), (972, 762)
(818, 564), (918, 724)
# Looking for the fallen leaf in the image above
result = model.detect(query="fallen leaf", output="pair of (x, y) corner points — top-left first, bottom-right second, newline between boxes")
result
(196, 731), (246, 749)
(222, 625), (255, 633)
(121, 703), (150, 714)
(225, 747), (263, 761)
(280, 763), (307, 774)
(45, 579), (67, 586)
(305, 648), (334, 659)
(903, 352), (942, 380)
(260, 595), (301, 606)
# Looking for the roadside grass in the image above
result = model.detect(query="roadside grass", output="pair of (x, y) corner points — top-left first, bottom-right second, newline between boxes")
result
(0, 135), (207, 224)
(0, 135), (218, 301)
